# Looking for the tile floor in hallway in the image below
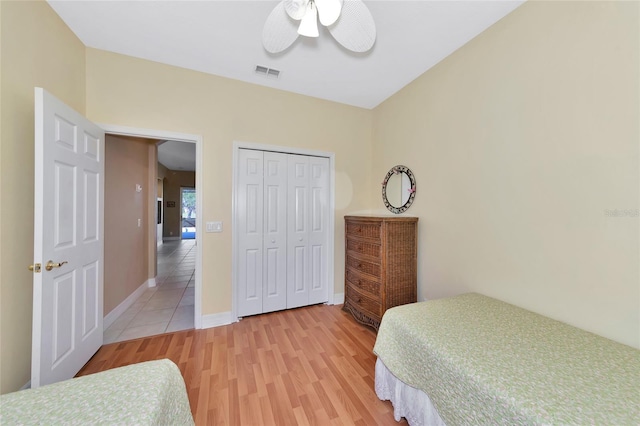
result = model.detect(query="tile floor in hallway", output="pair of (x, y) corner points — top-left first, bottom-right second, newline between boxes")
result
(104, 239), (196, 344)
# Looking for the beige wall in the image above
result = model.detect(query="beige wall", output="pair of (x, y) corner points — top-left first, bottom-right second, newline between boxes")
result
(0, 0), (86, 392)
(162, 170), (195, 239)
(85, 48), (374, 316)
(373, 1), (639, 348)
(157, 162), (169, 181)
(104, 135), (156, 314)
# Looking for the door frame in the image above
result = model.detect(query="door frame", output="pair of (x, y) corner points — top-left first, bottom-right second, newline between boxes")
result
(231, 141), (336, 322)
(100, 124), (204, 329)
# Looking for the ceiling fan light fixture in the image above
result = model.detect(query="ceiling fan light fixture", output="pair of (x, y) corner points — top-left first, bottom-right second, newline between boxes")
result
(297, 2), (319, 38)
(263, 0), (376, 53)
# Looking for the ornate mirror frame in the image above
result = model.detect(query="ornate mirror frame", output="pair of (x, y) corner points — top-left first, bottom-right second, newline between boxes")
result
(382, 165), (416, 214)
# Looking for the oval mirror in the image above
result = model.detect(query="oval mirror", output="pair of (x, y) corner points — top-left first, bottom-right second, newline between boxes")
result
(382, 165), (416, 214)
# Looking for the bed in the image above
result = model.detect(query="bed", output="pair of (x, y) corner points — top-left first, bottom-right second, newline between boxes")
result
(0, 359), (194, 425)
(373, 293), (640, 425)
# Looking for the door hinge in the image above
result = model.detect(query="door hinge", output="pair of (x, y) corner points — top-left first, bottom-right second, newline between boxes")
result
(28, 263), (42, 273)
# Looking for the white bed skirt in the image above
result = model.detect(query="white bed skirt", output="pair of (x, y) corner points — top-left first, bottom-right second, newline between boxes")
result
(375, 358), (446, 426)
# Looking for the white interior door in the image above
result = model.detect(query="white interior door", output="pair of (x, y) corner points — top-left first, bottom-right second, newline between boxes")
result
(287, 155), (310, 308)
(237, 149), (265, 317)
(307, 156), (330, 305)
(236, 149), (329, 316)
(31, 88), (105, 388)
(287, 155), (330, 308)
(262, 152), (288, 313)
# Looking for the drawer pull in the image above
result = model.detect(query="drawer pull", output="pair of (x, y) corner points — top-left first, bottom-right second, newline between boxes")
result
(358, 263), (363, 269)
(356, 227), (361, 233)
(356, 297), (362, 303)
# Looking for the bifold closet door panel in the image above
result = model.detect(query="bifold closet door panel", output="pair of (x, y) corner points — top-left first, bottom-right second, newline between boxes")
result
(262, 152), (288, 313)
(307, 156), (330, 305)
(237, 149), (264, 317)
(287, 154), (330, 309)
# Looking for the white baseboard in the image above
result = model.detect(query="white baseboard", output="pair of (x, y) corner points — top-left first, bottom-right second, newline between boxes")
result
(331, 292), (345, 305)
(200, 311), (234, 329)
(197, 294), (344, 331)
(164, 236), (180, 241)
(103, 279), (154, 330)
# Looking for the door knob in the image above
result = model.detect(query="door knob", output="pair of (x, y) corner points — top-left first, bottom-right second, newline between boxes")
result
(45, 260), (68, 271)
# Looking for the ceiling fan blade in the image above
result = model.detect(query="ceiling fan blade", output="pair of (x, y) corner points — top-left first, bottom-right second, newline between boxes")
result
(263, 1), (300, 53)
(283, 0), (309, 20)
(328, 0), (376, 53)
(316, 0), (343, 27)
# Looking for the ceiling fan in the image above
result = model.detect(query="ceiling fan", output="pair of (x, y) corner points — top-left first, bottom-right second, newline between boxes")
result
(262, 0), (376, 54)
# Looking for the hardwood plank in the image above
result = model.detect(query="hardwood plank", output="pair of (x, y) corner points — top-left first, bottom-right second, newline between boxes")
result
(195, 369), (211, 425)
(77, 304), (405, 425)
(258, 395), (277, 426)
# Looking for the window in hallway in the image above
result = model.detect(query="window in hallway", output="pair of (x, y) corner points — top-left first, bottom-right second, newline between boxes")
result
(181, 187), (196, 239)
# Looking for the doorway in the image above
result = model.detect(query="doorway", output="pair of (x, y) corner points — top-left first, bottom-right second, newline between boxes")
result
(101, 126), (203, 343)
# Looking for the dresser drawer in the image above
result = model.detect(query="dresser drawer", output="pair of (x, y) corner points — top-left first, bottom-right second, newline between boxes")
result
(346, 269), (380, 297)
(346, 254), (380, 278)
(345, 221), (381, 241)
(346, 286), (381, 319)
(346, 238), (381, 259)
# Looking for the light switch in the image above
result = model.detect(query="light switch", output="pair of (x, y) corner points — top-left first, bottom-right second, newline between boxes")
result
(206, 221), (223, 233)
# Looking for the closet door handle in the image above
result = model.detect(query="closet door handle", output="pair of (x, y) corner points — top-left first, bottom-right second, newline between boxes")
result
(271, 239), (276, 243)
(299, 238), (303, 242)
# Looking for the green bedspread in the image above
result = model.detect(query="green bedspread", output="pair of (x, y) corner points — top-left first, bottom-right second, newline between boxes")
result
(373, 293), (640, 425)
(0, 359), (194, 425)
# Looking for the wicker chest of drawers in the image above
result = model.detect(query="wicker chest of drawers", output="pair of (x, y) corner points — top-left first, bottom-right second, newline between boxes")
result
(343, 215), (418, 331)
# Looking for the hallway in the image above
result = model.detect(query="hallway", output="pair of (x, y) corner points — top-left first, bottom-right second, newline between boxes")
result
(104, 240), (196, 344)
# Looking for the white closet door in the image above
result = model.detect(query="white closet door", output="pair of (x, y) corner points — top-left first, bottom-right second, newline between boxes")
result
(287, 155), (310, 309)
(307, 156), (330, 304)
(287, 155), (329, 308)
(237, 149), (264, 317)
(237, 149), (329, 316)
(262, 152), (288, 313)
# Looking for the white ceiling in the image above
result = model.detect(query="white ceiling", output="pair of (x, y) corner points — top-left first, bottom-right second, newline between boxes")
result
(157, 140), (196, 171)
(48, 0), (524, 110)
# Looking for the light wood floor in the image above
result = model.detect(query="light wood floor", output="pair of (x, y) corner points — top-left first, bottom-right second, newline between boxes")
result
(78, 304), (405, 426)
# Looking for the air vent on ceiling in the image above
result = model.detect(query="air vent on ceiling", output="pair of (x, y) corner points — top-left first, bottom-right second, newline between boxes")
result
(255, 65), (280, 79)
